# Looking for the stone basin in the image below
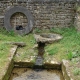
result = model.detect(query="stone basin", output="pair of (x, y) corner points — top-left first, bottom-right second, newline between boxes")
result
(10, 68), (64, 80)
(34, 33), (63, 43)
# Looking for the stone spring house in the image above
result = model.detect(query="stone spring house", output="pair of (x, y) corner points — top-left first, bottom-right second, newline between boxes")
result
(0, 0), (80, 34)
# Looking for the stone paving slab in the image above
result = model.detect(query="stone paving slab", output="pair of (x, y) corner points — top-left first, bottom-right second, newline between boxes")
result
(0, 45), (17, 80)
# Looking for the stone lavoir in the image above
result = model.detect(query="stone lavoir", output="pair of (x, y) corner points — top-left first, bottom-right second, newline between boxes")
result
(9, 33), (64, 80)
(0, 0), (79, 34)
(0, 0), (80, 80)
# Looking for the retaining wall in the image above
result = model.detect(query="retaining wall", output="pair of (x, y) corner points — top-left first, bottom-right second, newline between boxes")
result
(0, 0), (77, 29)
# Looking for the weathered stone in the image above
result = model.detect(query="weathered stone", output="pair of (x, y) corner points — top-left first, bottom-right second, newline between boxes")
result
(0, 45), (18, 80)
(0, 0), (78, 30)
(4, 6), (34, 35)
(6, 42), (26, 47)
(75, 12), (80, 31)
(62, 60), (74, 80)
(34, 33), (63, 43)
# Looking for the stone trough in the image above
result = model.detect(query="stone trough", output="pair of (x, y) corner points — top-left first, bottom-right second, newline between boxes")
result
(1, 34), (72, 80)
(1, 46), (71, 80)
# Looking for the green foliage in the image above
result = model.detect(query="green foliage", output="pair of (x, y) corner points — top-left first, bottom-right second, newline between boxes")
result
(73, 68), (80, 76)
(67, 51), (73, 60)
(8, 30), (16, 36)
(50, 27), (64, 34)
(30, 40), (36, 44)
(0, 42), (11, 62)
(0, 28), (16, 36)
(67, 50), (80, 60)
(47, 47), (58, 55)
(34, 28), (42, 33)
(45, 26), (80, 61)
(0, 27), (80, 60)
(72, 51), (80, 58)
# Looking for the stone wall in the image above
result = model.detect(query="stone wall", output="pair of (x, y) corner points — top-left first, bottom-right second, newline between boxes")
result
(0, 0), (76, 29)
(75, 3), (80, 31)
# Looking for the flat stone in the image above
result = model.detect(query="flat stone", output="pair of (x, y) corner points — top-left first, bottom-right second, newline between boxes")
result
(6, 42), (26, 47)
(35, 56), (43, 66)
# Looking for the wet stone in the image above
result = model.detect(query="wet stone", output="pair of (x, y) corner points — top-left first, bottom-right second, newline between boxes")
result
(35, 56), (43, 66)
(27, 72), (41, 79)
(10, 68), (64, 80)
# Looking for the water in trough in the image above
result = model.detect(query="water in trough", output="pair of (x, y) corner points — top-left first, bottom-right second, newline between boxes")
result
(9, 33), (64, 80)
(9, 68), (64, 80)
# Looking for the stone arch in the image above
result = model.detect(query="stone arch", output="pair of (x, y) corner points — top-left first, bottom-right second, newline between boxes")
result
(4, 6), (34, 35)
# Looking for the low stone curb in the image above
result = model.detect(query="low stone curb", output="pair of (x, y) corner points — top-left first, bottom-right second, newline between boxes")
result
(0, 45), (18, 80)
(14, 59), (61, 70)
(44, 61), (61, 70)
(62, 60), (74, 80)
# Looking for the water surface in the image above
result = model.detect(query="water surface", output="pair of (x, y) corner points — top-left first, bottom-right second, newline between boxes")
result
(9, 68), (64, 80)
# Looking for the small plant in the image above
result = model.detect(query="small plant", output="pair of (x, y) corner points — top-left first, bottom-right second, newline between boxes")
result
(67, 51), (73, 60)
(30, 40), (36, 44)
(73, 68), (80, 76)
(8, 30), (15, 36)
(67, 50), (80, 60)
(50, 27), (64, 34)
(34, 28), (42, 33)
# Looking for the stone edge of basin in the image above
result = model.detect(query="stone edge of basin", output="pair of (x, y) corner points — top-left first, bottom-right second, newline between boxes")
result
(34, 33), (63, 43)
(1, 45), (18, 80)
(2, 58), (73, 80)
(62, 59), (74, 80)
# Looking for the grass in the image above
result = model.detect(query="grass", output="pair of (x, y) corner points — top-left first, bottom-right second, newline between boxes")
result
(45, 46), (58, 55)
(0, 42), (12, 68)
(0, 28), (36, 62)
(0, 27), (80, 61)
(0, 27), (80, 79)
(0, 28), (35, 45)
(45, 27), (80, 61)
(67, 51), (73, 60)
(76, 6), (80, 13)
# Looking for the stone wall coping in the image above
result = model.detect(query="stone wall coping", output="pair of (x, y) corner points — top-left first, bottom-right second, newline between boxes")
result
(16, 0), (77, 3)
(62, 59), (74, 80)
(0, 0), (78, 3)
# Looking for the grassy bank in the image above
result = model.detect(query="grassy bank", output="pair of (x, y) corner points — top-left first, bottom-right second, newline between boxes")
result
(45, 27), (80, 61)
(0, 27), (80, 61)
